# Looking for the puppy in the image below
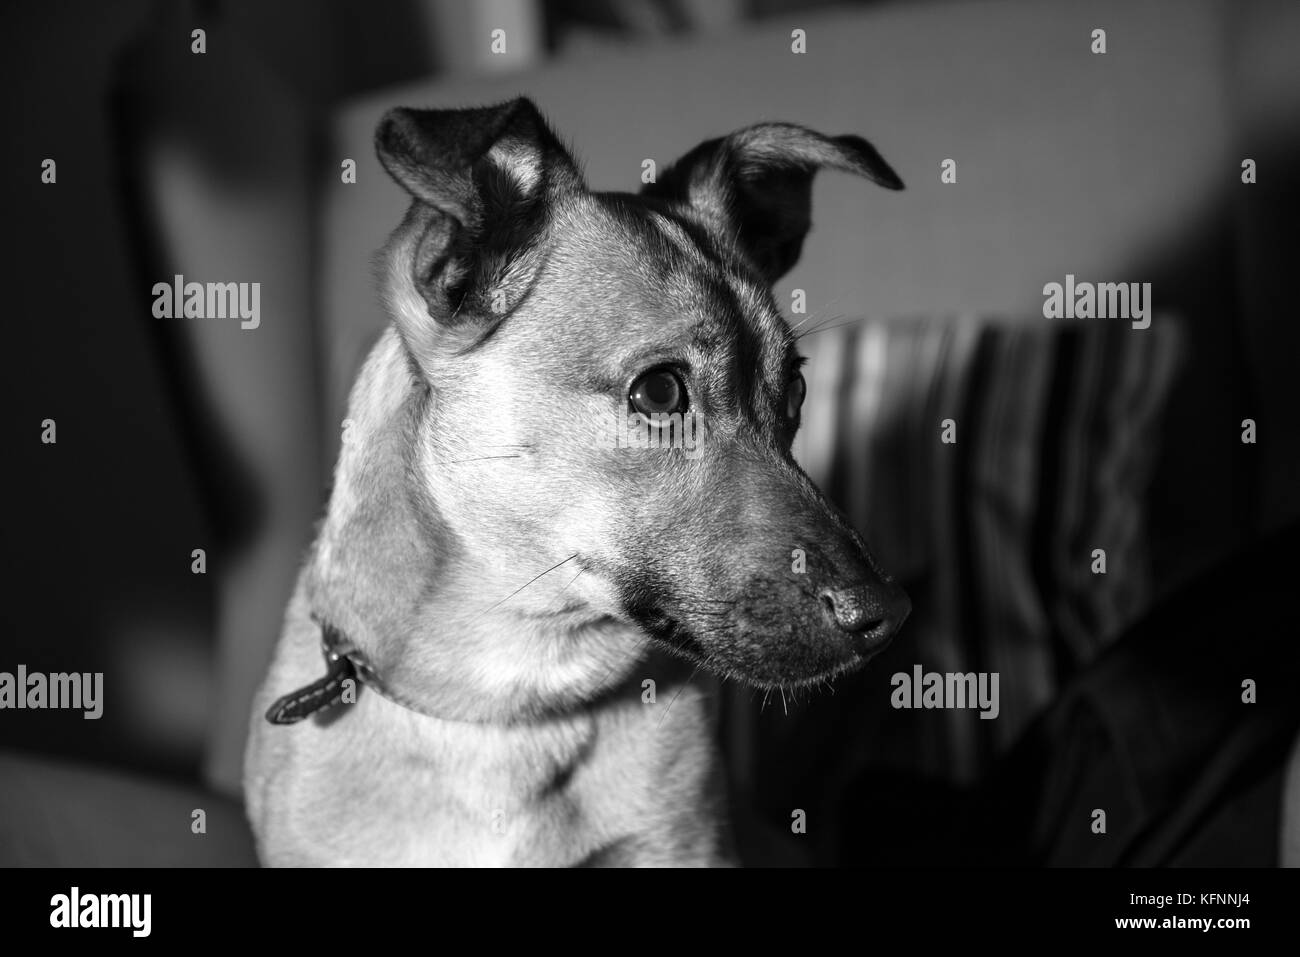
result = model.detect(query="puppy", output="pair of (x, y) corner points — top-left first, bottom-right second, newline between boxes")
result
(244, 98), (908, 866)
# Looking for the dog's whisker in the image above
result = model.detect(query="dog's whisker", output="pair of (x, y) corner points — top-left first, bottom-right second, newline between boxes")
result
(793, 320), (838, 339)
(788, 295), (849, 332)
(804, 313), (862, 337)
(788, 308), (843, 334)
(657, 657), (709, 729)
(478, 553), (579, 617)
(656, 679), (691, 729)
(447, 444), (537, 464)
(548, 569), (585, 613)
(789, 311), (845, 338)
(795, 314), (873, 340)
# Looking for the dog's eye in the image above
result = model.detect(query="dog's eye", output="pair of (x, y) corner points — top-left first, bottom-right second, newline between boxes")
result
(786, 371), (807, 420)
(629, 368), (687, 420)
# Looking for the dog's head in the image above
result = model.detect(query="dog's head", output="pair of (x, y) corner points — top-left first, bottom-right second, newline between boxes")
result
(315, 98), (908, 711)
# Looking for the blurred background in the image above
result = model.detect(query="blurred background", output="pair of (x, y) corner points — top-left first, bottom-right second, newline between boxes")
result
(2, 0), (1299, 866)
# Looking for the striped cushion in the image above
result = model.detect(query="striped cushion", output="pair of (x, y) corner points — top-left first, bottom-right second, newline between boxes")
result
(789, 313), (1184, 782)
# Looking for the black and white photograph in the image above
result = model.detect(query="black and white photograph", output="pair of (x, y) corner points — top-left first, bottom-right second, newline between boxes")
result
(2, 0), (1298, 933)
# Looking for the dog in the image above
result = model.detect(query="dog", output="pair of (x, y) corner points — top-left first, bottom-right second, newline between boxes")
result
(244, 98), (909, 866)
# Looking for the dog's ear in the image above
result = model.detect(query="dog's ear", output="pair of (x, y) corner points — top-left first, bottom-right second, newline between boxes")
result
(375, 98), (583, 347)
(642, 123), (902, 284)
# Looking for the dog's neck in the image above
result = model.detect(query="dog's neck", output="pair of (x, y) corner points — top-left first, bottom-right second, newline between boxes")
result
(305, 329), (648, 724)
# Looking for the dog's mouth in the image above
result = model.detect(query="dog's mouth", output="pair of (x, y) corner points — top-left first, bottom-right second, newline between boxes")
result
(626, 604), (879, 691)
(629, 607), (709, 661)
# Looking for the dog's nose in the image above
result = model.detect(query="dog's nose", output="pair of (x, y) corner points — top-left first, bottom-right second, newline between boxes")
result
(819, 581), (911, 654)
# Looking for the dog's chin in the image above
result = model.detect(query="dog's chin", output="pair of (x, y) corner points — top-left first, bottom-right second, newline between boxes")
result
(711, 645), (879, 692)
(742, 651), (875, 691)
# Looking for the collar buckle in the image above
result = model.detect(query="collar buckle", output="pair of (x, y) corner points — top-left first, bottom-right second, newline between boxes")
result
(263, 621), (370, 725)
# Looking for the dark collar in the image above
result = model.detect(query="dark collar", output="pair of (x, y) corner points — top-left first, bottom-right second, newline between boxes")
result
(265, 619), (398, 725)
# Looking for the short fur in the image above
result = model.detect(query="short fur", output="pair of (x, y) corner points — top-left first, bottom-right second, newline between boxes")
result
(245, 99), (908, 866)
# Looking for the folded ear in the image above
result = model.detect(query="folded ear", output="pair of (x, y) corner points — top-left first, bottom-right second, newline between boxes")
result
(375, 98), (583, 350)
(641, 123), (903, 284)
